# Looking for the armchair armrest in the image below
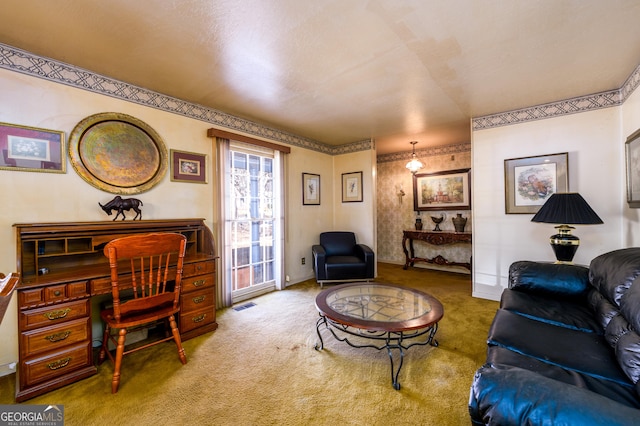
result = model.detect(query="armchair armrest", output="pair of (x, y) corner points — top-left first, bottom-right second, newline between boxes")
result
(312, 245), (327, 279)
(355, 244), (375, 277)
(508, 261), (589, 299)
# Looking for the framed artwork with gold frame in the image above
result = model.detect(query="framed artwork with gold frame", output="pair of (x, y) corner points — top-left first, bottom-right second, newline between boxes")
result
(0, 122), (65, 173)
(68, 112), (167, 194)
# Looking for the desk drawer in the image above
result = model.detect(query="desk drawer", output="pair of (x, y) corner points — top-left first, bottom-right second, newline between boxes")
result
(181, 274), (214, 293)
(181, 287), (214, 312)
(19, 299), (90, 332)
(183, 260), (215, 277)
(21, 318), (90, 356)
(22, 342), (92, 388)
(180, 306), (215, 334)
(19, 281), (89, 308)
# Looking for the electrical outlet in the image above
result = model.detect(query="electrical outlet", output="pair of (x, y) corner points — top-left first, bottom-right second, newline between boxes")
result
(301, 257), (306, 265)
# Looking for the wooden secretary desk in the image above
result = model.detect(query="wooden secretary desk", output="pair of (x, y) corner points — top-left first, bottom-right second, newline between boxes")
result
(13, 219), (218, 402)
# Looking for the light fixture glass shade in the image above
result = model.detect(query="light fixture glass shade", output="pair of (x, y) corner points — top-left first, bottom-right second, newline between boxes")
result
(531, 192), (603, 263)
(406, 156), (424, 173)
(406, 141), (424, 173)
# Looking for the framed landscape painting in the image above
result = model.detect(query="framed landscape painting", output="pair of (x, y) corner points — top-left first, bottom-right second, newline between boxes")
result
(413, 168), (471, 211)
(504, 152), (568, 214)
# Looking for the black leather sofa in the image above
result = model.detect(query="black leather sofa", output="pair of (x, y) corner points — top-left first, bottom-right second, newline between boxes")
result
(469, 248), (640, 425)
(312, 231), (374, 287)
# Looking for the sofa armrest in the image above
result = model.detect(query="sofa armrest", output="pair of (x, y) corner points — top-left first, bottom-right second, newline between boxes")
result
(469, 364), (639, 426)
(508, 261), (589, 299)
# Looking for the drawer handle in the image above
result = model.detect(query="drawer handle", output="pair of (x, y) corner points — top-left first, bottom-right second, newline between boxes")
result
(44, 308), (71, 320)
(192, 313), (206, 323)
(45, 331), (71, 342)
(53, 290), (62, 297)
(192, 295), (206, 304)
(191, 279), (206, 287)
(47, 357), (71, 370)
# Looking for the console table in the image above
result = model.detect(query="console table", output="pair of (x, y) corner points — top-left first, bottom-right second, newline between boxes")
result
(13, 219), (218, 401)
(402, 230), (472, 271)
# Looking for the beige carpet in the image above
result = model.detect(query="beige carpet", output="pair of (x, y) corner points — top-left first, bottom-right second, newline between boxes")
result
(0, 263), (499, 425)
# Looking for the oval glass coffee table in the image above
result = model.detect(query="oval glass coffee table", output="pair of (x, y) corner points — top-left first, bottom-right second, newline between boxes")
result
(314, 282), (444, 390)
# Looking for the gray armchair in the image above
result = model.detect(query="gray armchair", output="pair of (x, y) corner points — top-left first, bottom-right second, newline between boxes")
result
(312, 231), (375, 287)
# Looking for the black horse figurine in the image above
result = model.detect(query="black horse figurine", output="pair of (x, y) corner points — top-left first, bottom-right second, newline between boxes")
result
(99, 196), (143, 221)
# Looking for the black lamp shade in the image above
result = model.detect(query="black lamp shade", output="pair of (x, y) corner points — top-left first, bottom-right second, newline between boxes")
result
(531, 193), (603, 225)
(531, 193), (603, 263)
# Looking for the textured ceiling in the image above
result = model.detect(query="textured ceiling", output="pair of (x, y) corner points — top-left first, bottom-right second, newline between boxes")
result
(1, 0), (640, 154)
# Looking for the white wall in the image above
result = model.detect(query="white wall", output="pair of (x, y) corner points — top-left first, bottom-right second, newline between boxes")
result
(332, 150), (377, 251)
(472, 107), (623, 300)
(0, 67), (377, 373)
(621, 84), (640, 247)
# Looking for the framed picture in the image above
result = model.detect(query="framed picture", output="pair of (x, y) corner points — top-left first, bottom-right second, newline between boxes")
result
(0, 122), (65, 173)
(342, 171), (363, 203)
(302, 173), (320, 205)
(504, 152), (568, 214)
(170, 149), (207, 183)
(413, 168), (471, 211)
(626, 129), (640, 207)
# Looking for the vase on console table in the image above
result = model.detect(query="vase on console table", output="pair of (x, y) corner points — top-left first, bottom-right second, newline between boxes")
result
(415, 218), (423, 230)
(431, 214), (444, 231)
(452, 213), (467, 232)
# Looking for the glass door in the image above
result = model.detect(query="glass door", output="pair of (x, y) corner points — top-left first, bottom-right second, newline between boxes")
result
(228, 146), (276, 301)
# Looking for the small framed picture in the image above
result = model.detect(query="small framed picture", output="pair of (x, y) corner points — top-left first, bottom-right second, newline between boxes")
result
(0, 122), (65, 173)
(504, 152), (568, 214)
(626, 129), (640, 207)
(302, 173), (320, 205)
(342, 171), (363, 203)
(170, 149), (207, 183)
(413, 168), (471, 211)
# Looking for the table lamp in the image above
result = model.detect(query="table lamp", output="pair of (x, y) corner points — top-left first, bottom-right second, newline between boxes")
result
(531, 192), (603, 263)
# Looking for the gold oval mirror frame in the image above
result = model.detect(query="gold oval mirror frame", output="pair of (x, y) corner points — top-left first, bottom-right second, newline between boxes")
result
(69, 112), (168, 194)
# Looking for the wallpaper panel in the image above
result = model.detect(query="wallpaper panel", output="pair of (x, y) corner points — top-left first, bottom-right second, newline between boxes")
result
(376, 145), (472, 273)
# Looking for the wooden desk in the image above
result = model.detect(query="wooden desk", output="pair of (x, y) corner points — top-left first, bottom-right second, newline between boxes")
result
(13, 219), (218, 402)
(402, 230), (472, 271)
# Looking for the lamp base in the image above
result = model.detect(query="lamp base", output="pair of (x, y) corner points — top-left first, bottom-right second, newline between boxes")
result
(549, 225), (579, 263)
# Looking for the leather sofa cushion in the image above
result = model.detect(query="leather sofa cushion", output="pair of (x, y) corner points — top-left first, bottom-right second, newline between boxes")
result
(319, 232), (357, 256)
(487, 309), (631, 386)
(470, 364), (640, 426)
(486, 346), (640, 408)
(324, 256), (367, 280)
(500, 288), (602, 334)
(589, 248), (640, 307)
(508, 261), (589, 298)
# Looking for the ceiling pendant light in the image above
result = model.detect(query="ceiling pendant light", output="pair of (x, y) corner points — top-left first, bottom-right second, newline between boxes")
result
(405, 141), (424, 174)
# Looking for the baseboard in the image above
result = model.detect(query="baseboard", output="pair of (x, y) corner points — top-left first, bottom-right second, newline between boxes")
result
(0, 361), (17, 377)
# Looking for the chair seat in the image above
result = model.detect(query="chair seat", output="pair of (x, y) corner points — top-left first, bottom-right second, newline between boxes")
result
(101, 305), (180, 329)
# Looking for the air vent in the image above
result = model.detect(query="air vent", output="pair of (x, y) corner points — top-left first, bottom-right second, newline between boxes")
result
(233, 302), (256, 312)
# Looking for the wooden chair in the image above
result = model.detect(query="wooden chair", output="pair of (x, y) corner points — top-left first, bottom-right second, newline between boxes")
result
(98, 232), (188, 393)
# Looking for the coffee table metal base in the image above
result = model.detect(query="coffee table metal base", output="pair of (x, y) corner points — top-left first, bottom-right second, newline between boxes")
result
(314, 313), (439, 390)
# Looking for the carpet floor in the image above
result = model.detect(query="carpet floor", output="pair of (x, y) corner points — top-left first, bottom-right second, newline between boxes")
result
(0, 263), (499, 425)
